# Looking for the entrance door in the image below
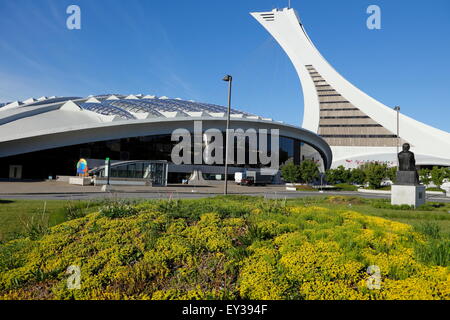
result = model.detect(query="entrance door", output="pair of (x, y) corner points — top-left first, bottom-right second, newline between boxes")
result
(9, 165), (23, 179)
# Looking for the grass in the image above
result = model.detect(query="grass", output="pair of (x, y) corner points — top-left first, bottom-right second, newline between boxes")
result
(0, 199), (105, 242)
(1, 196), (450, 241)
(332, 183), (359, 191)
(295, 185), (317, 191)
(361, 185), (392, 191)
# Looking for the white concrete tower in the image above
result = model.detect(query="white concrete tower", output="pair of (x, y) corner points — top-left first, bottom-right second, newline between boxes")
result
(251, 8), (450, 168)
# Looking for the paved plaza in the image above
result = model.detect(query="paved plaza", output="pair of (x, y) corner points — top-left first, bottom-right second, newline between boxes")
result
(0, 180), (449, 202)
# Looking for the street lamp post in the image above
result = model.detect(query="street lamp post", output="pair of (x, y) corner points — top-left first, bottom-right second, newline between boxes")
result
(223, 75), (233, 195)
(105, 157), (111, 186)
(394, 106), (401, 164)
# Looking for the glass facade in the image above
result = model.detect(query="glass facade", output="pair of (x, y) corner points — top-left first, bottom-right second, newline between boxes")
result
(92, 161), (168, 186)
(0, 133), (326, 180)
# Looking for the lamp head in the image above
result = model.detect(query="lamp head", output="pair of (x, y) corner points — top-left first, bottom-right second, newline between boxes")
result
(223, 75), (232, 82)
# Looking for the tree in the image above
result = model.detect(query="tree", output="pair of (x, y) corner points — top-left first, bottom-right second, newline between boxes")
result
(419, 168), (431, 186)
(336, 165), (351, 183)
(325, 168), (338, 185)
(386, 166), (397, 184)
(444, 167), (450, 180)
(281, 161), (301, 183)
(325, 165), (350, 185)
(430, 166), (447, 188)
(361, 162), (388, 189)
(349, 168), (366, 185)
(299, 160), (320, 184)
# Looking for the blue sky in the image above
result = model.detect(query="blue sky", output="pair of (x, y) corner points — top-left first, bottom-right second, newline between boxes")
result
(0, 0), (449, 132)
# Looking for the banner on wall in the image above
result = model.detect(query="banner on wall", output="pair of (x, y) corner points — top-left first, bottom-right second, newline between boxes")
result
(344, 159), (395, 166)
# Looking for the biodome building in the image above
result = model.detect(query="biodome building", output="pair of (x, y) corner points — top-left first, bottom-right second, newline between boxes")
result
(0, 94), (332, 183)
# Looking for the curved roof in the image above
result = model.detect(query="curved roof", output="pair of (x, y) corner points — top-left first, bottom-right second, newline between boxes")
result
(0, 93), (333, 168)
(0, 94), (254, 118)
(0, 94), (274, 137)
(0, 94), (275, 142)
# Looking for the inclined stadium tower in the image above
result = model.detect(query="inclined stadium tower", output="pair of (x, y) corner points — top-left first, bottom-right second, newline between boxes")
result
(251, 7), (450, 169)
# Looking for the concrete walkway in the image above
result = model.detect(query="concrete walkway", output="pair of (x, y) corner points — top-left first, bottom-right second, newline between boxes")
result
(0, 180), (449, 203)
(0, 180), (285, 195)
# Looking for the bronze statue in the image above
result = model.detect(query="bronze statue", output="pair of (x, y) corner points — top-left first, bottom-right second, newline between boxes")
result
(398, 143), (416, 171)
(396, 143), (420, 185)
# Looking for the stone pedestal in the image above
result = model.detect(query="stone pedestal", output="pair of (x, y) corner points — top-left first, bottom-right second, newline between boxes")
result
(442, 182), (450, 198)
(101, 185), (113, 192)
(69, 177), (91, 186)
(391, 185), (426, 208)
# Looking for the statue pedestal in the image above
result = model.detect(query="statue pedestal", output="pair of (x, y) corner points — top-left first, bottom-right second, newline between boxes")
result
(391, 185), (426, 208)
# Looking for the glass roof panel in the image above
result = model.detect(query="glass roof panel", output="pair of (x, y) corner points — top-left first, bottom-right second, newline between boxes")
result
(80, 103), (136, 119)
(6, 94), (256, 119)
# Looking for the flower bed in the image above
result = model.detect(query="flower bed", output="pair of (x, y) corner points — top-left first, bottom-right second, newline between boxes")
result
(0, 197), (448, 300)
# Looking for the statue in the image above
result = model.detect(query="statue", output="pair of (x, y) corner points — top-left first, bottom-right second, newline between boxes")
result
(396, 143), (420, 185)
(392, 143), (425, 207)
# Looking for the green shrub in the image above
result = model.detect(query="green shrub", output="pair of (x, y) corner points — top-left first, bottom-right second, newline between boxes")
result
(152, 197), (253, 222)
(326, 166), (350, 185)
(415, 240), (450, 266)
(370, 200), (414, 211)
(415, 222), (441, 239)
(333, 183), (358, 191)
(431, 167), (447, 188)
(281, 160), (320, 184)
(0, 239), (34, 272)
(281, 161), (301, 183)
(416, 203), (446, 211)
(295, 185), (317, 191)
(1, 197), (449, 300)
(19, 211), (50, 240)
(349, 168), (366, 185)
(360, 162), (388, 189)
(419, 168), (431, 185)
(99, 201), (140, 218)
(386, 167), (397, 183)
(64, 200), (105, 220)
(299, 160), (320, 184)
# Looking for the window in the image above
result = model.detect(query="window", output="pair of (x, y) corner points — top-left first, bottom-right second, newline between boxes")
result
(319, 124), (382, 127)
(320, 108), (359, 111)
(320, 116), (369, 119)
(120, 151), (130, 161)
(79, 148), (91, 158)
(319, 101), (350, 104)
(321, 134), (397, 138)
